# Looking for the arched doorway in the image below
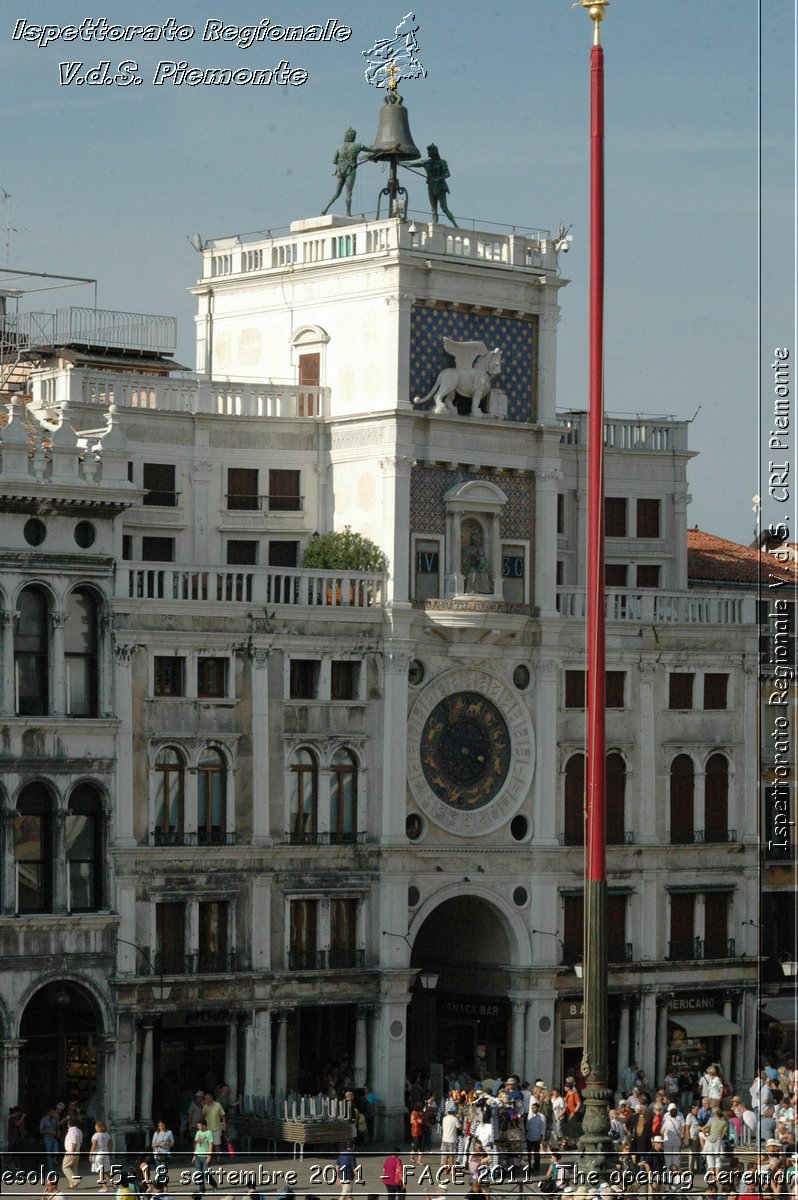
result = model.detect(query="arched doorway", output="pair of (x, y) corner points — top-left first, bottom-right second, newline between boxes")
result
(407, 895), (514, 1087)
(19, 981), (100, 1117)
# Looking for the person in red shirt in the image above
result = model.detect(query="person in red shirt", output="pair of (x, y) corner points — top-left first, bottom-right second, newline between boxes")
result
(409, 1106), (424, 1165)
(381, 1148), (405, 1197)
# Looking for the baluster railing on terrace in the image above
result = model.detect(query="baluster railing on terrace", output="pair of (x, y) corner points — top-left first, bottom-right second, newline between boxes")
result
(117, 564), (385, 609)
(556, 588), (754, 625)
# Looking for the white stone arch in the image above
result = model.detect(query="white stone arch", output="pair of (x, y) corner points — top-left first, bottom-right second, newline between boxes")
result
(291, 324), (330, 349)
(406, 883), (532, 968)
(283, 742), (320, 840)
(11, 578), (59, 610)
(13, 972), (114, 1038)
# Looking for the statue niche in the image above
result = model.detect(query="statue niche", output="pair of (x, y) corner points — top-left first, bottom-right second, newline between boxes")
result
(412, 337), (503, 417)
(460, 518), (493, 595)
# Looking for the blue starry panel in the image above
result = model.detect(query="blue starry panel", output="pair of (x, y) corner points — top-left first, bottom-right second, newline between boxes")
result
(410, 304), (537, 423)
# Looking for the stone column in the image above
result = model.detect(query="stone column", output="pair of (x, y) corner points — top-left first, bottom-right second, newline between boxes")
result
(0, 1039), (25, 1135)
(655, 996), (670, 1090)
(0, 611), (15, 715)
(242, 1009), (272, 1100)
(115, 1013), (137, 1123)
(50, 610), (69, 715)
(637, 663), (657, 844)
(371, 989), (413, 1143)
(616, 1000), (631, 1092)
(533, 661), (560, 845)
(379, 453), (414, 604)
(225, 1017), (239, 1098)
(1, 810), (16, 914)
(139, 1023), (154, 1124)
(113, 644), (137, 847)
(533, 467), (561, 618)
(273, 1011), (289, 1098)
(637, 993), (657, 1089)
(354, 1006), (368, 1088)
(381, 646), (412, 841)
(96, 1035), (117, 1124)
(53, 810), (68, 913)
(536, 306), (561, 422)
(510, 1000), (527, 1076)
(250, 649), (272, 845)
(98, 610), (115, 718)
(525, 995), (556, 1088)
(720, 994), (735, 1085)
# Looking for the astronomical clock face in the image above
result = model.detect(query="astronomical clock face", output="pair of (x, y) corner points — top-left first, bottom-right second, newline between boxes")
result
(421, 692), (510, 809)
(407, 668), (535, 837)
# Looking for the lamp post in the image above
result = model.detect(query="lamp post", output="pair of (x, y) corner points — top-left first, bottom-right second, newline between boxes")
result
(576, 0), (613, 1179)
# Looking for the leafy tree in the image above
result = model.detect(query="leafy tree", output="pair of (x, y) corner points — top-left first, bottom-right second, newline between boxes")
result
(301, 526), (388, 572)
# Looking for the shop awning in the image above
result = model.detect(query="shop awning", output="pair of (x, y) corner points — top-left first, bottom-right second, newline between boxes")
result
(761, 998), (798, 1026)
(669, 1011), (741, 1036)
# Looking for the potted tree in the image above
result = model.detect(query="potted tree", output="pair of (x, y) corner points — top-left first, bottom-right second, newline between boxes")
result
(302, 527), (388, 606)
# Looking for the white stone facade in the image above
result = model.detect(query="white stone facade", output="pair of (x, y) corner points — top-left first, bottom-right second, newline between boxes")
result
(0, 213), (764, 1145)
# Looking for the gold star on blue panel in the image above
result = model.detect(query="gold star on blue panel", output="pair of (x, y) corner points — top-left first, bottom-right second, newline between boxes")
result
(410, 305), (536, 422)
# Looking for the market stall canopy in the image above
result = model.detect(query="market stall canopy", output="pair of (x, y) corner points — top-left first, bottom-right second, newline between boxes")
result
(760, 998), (797, 1026)
(669, 1011), (741, 1037)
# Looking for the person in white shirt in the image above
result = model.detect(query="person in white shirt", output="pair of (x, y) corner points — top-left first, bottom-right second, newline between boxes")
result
(549, 1089), (565, 1147)
(661, 1103), (685, 1165)
(62, 1119), (83, 1190)
(440, 1106), (460, 1171)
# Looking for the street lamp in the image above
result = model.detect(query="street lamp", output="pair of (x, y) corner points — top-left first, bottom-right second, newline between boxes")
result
(418, 970), (439, 990)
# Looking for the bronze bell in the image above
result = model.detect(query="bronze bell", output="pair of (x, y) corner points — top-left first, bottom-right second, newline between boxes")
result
(370, 91), (420, 162)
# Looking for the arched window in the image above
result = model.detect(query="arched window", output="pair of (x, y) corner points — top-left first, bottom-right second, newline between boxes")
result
(15, 587), (49, 715)
(563, 753), (584, 846)
(330, 749), (357, 844)
(197, 748), (226, 844)
(65, 589), (98, 717)
(704, 753), (729, 843)
(67, 784), (103, 911)
(154, 747), (184, 845)
(289, 749), (317, 843)
(670, 754), (694, 844)
(14, 784), (53, 912)
(606, 752), (626, 845)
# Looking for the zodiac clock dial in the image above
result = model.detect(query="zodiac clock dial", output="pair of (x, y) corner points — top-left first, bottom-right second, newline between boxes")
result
(420, 691), (511, 809)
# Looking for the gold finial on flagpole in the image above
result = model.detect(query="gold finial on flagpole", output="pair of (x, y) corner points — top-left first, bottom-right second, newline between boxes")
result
(573, 0), (610, 45)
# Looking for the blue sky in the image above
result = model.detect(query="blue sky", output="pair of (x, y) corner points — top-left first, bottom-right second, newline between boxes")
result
(1, 1), (794, 543)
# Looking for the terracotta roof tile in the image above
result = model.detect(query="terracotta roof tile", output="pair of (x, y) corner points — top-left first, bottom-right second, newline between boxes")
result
(687, 528), (798, 586)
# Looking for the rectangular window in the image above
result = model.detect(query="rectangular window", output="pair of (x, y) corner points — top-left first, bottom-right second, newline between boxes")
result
(154, 657), (185, 697)
(605, 563), (628, 588)
(127, 461), (134, 483)
(557, 493), (565, 535)
(414, 538), (441, 601)
(197, 900), (229, 973)
(197, 658), (227, 698)
(226, 540), (258, 565)
(668, 892), (696, 960)
(607, 894), (628, 962)
(636, 564), (660, 589)
(290, 659), (319, 700)
(669, 672), (694, 709)
(122, 535), (133, 561)
(331, 660), (359, 701)
(565, 670), (585, 708)
(501, 544), (526, 604)
(703, 892), (730, 958)
(290, 899), (319, 970)
(268, 541), (299, 567)
(556, 560), (564, 586)
(606, 670), (625, 708)
(227, 467), (259, 510)
(269, 469), (302, 512)
(637, 498), (661, 539)
(141, 536), (175, 563)
(605, 497), (628, 537)
(566, 670), (624, 708)
(155, 901), (187, 974)
(143, 462), (177, 507)
(703, 673), (728, 710)
(329, 898), (359, 968)
(562, 894), (583, 965)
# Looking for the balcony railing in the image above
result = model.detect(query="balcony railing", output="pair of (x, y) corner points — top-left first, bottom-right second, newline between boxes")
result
(288, 948), (365, 971)
(143, 490), (180, 508)
(286, 831), (366, 846)
(557, 588), (755, 626)
(152, 829), (238, 847)
(692, 828), (737, 844)
(3, 306), (177, 354)
(154, 950), (238, 975)
(667, 937), (736, 962)
(559, 830), (634, 847)
(558, 410), (688, 452)
(225, 493), (303, 512)
(609, 942), (634, 964)
(119, 564), (386, 610)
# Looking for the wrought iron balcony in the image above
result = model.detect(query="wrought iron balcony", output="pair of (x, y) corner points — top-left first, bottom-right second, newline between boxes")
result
(286, 831), (365, 846)
(288, 948), (365, 971)
(151, 829), (238, 847)
(693, 829), (737, 844)
(153, 950), (238, 975)
(667, 937), (736, 962)
(609, 942), (634, 963)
